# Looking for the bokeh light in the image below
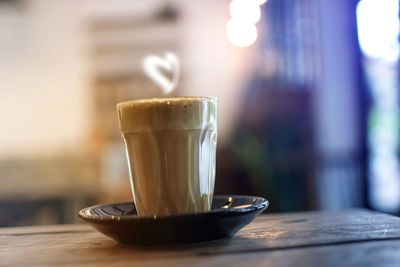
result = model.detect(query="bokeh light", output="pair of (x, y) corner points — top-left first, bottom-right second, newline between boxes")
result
(255, 0), (268, 5)
(230, 0), (261, 24)
(356, 0), (400, 62)
(226, 18), (258, 47)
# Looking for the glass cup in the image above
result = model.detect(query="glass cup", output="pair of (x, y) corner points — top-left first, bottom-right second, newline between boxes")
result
(117, 97), (218, 216)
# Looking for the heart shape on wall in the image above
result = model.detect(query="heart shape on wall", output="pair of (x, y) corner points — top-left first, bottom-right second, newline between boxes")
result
(142, 52), (180, 95)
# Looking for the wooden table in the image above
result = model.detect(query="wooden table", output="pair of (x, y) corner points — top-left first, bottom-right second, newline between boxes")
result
(2, 209), (400, 266)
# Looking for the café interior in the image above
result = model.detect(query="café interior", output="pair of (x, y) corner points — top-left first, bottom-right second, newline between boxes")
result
(1, 0), (399, 226)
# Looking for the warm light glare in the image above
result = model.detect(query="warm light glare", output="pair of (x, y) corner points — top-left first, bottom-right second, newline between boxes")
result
(230, 0), (261, 24)
(226, 0), (267, 47)
(226, 19), (257, 47)
(255, 0), (268, 5)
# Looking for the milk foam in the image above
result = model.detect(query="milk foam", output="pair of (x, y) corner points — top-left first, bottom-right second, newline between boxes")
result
(117, 97), (217, 132)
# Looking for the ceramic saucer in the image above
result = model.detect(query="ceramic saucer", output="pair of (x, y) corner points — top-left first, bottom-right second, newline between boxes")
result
(78, 195), (269, 245)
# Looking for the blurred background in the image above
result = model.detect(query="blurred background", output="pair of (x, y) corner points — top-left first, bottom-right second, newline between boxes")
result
(0, 0), (399, 226)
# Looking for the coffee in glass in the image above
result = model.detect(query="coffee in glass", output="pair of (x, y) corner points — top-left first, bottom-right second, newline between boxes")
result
(117, 97), (218, 216)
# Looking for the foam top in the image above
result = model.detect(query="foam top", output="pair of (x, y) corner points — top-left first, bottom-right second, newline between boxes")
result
(117, 97), (218, 132)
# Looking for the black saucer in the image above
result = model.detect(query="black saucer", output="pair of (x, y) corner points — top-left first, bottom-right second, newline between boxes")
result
(78, 195), (269, 245)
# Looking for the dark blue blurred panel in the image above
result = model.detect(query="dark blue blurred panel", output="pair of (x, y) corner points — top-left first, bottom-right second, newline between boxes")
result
(216, 0), (367, 212)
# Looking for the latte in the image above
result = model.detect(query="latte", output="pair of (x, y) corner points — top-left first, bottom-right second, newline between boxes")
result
(117, 97), (218, 216)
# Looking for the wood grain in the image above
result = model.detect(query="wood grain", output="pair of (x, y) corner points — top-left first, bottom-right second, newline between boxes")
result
(1, 209), (400, 266)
